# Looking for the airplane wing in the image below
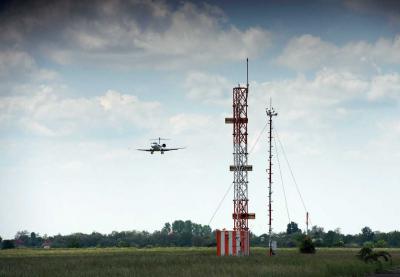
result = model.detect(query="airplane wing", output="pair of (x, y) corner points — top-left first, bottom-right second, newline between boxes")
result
(162, 147), (185, 151)
(136, 149), (154, 152)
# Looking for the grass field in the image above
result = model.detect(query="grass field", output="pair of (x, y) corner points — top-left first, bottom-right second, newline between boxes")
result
(0, 247), (399, 277)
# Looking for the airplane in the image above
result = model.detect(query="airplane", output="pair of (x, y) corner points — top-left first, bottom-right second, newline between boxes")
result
(137, 137), (185, 154)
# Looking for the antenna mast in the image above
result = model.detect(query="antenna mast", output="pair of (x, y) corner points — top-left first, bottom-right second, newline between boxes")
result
(266, 101), (277, 256)
(246, 58), (249, 89)
(306, 212), (309, 235)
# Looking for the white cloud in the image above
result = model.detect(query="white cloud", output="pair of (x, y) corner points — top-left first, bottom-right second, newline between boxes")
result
(246, 69), (399, 159)
(252, 69), (369, 119)
(20, 119), (58, 137)
(368, 73), (400, 101)
(276, 34), (400, 72)
(0, 86), (224, 139)
(0, 87), (163, 136)
(276, 35), (337, 71)
(184, 72), (231, 104)
(168, 113), (212, 135)
(99, 90), (151, 111)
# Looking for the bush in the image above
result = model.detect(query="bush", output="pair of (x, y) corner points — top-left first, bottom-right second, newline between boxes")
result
(333, 240), (344, 247)
(363, 241), (374, 248)
(299, 236), (316, 254)
(375, 239), (387, 248)
(357, 245), (392, 272)
(358, 246), (373, 260)
(1, 240), (15, 250)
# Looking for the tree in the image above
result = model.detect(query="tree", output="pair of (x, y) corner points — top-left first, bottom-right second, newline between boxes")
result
(161, 223), (171, 234)
(15, 230), (29, 246)
(117, 239), (130, 247)
(183, 220), (193, 234)
(67, 236), (81, 248)
(29, 232), (42, 247)
(201, 225), (212, 237)
(172, 220), (185, 234)
(324, 230), (343, 247)
(286, 222), (301, 235)
(181, 220), (193, 246)
(310, 226), (324, 238)
(0, 236), (2, 244)
(309, 226), (325, 246)
(1, 240), (15, 249)
(387, 231), (400, 247)
(361, 226), (374, 243)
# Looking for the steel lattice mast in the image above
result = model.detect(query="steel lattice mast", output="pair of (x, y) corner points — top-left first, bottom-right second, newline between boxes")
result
(267, 104), (277, 256)
(225, 59), (255, 232)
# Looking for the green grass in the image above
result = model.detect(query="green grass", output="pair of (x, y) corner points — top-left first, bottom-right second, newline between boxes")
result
(0, 247), (399, 277)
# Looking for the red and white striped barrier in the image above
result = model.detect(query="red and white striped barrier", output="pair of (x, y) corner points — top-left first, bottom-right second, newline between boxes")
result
(216, 230), (250, 256)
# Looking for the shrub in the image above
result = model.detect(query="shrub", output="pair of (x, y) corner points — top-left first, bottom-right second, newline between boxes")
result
(363, 241), (374, 248)
(333, 240), (345, 247)
(357, 245), (392, 272)
(299, 236), (316, 254)
(358, 246), (373, 260)
(375, 239), (387, 248)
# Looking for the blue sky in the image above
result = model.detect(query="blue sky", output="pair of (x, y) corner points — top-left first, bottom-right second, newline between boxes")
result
(0, 0), (399, 239)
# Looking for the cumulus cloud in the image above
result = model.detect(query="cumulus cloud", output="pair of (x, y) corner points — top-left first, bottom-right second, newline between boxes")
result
(168, 113), (213, 135)
(0, 0), (272, 68)
(276, 35), (337, 71)
(0, 85), (223, 139)
(246, 69), (398, 156)
(368, 73), (400, 101)
(276, 34), (400, 72)
(184, 72), (231, 104)
(252, 69), (369, 119)
(0, 86), (163, 136)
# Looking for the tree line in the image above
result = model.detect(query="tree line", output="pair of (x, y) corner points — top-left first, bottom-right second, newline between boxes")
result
(251, 222), (400, 248)
(1, 220), (400, 249)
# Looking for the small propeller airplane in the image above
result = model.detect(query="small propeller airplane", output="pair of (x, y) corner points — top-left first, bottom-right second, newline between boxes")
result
(137, 137), (185, 154)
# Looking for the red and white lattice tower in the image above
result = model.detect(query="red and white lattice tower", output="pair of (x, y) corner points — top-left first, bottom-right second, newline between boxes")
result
(225, 58), (255, 231)
(217, 59), (255, 256)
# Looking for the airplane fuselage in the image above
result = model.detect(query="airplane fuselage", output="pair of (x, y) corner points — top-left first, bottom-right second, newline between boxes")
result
(137, 138), (182, 154)
(150, 143), (165, 154)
